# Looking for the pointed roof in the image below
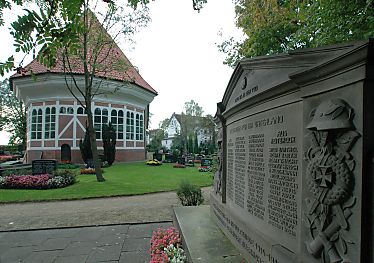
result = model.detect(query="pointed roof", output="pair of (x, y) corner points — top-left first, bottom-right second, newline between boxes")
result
(10, 12), (157, 95)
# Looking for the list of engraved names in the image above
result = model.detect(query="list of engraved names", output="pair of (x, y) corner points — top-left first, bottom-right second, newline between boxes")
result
(226, 109), (300, 239)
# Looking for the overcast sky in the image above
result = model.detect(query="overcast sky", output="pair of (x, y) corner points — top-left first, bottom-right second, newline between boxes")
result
(0, 0), (243, 145)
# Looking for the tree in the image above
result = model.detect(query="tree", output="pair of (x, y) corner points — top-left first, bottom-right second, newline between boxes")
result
(219, 0), (374, 67)
(183, 100), (203, 117)
(0, 0), (208, 76)
(194, 132), (199, 154)
(146, 129), (164, 152)
(0, 79), (26, 148)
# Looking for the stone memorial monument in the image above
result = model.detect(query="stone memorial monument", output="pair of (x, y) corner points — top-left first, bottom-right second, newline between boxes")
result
(32, 159), (57, 175)
(211, 40), (373, 263)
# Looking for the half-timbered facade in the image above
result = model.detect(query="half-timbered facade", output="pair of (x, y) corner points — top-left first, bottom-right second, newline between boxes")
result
(10, 19), (157, 164)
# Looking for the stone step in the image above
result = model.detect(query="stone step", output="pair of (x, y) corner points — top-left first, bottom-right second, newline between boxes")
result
(173, 205), (246, 263)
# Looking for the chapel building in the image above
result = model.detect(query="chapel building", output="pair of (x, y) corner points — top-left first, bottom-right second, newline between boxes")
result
(9, 16), (157, 164)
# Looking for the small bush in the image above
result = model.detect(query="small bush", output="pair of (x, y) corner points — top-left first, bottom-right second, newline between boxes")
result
(0, 176), (6, 187)
(2, 168), (32, 176)
(176, 181), (204, 206)
(57, 163), (79, 169)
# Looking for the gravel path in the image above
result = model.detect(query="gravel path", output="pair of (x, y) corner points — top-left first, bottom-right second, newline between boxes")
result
(0, 186), (212, 231)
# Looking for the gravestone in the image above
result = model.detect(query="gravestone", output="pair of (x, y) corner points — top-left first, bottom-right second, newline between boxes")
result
(32, 159), (57, 175)
(210, 40), (374, 263)
(164, 154), (175, 163)
(201, 158), (212, 167)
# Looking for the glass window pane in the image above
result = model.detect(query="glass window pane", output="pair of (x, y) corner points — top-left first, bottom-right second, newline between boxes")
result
(38, 116), (42, 123)
(38, 109), (42, 115)
(45, 116), (50, 122)
(51, 123), (55, 130)
(118, 133), (123, 139)
(111, 109), (117, 116)
(51, 115), (55, 122)
(51, 132), (55, 139)
(96, 132), (100, 139)
(52, 107), (56, 114)
(37, 132), (42, 139)
(32, 109), (37, 115)
(111, 117), (117, 124)
(102, 109), (108, 116)
(77, 107), (83, 114)
(45, 132), (49, 139)
(94, 116), (101, 123)
(95, 108), (101, 115)
(118, 125), (123, 132)
(118, 110), (123, 117)
(118, 118), (123, 124)
(31, 132), (36, 139)
(60, 107), (66, 114)
(102, 116), (108, 123)
(46, 107), (50, 114)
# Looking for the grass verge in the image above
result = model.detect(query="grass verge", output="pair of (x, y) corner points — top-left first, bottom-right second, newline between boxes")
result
(0, 162), (212, 203)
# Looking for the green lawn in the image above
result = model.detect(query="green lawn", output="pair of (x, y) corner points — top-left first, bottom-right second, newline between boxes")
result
(0, 162), (213, 203)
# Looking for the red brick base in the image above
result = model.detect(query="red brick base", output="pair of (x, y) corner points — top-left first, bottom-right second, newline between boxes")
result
(27, 148), (146, 164)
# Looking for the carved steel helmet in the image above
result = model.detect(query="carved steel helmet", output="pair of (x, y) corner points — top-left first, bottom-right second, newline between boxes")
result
(307, 99), (353, 131)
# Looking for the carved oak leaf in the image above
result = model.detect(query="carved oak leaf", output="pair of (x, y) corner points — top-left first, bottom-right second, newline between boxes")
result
(330, 231), (339, 242)
(340, 237), (347, 254)
(336, 131), (360, 152)
(341, 230), (354, 244)
(343, 197), (356, 210)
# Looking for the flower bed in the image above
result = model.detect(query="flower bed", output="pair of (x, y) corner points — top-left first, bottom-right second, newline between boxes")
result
(150, 227), (186, 263)
(0, 170), (76, 189)
(146, 159), (162, 166)
(80, 168), (104, 174)
(173, 164), (186, 168)
(198, 166), (212, 172)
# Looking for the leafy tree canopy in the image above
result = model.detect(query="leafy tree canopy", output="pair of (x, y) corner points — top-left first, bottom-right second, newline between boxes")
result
(0, 0), (208, 76)
(183, 99), (203, 117)
(0, 79), (26, 147)
(219, 0), (374, 67)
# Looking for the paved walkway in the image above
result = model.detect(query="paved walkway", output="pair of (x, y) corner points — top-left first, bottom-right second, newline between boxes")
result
(0, 222), (172, 263)
(0, 187), (212, 263)
(0, 187), (212, 231)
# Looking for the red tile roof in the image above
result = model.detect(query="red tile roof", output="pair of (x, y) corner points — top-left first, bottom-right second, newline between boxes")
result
(10, 14), (157, 95)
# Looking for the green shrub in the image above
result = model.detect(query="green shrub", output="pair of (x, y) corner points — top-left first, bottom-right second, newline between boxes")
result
(0, 176), (6, 187)
(2, 168), (32, 176)
(57, 163), (80, 169)
(176, 180), (204, 206)
(102, 123), (116, 165)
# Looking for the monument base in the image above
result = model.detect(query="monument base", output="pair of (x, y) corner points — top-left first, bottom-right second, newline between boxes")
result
(173, 205), (245, 263)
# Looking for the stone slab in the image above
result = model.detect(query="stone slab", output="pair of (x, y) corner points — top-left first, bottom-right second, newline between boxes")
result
(173, 205), (245, 263)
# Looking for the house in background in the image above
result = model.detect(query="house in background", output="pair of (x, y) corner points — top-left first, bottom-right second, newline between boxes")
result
(161, 112), (215, 150)
(9, 16), (157, 164)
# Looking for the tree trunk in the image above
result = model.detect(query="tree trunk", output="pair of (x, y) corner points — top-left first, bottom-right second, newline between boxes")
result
(86, 104), (105, 182)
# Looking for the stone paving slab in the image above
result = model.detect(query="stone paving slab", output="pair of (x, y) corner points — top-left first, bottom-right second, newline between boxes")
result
(0, 222), (173, 263)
